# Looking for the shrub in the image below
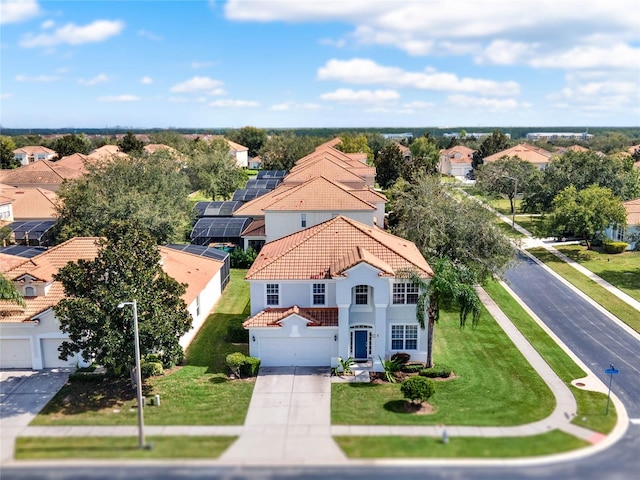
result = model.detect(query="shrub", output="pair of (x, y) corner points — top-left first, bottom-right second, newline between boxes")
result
(419, 364), (452, 378)
(336, 357), (355, 375)
(402, 363), (425, 373)
(391, 352), (411, 364)
(68, 372), (106, 383)
(401, 376), (435, 404)
(140, 361), (164, 378)
(226, 352), (246, 378)
(226, 322), (249, 343)
(240, 356), (261, 377)
(230, 247), (257, 268)
(602, 241), (628, 254)
(379, 355), (403, 383)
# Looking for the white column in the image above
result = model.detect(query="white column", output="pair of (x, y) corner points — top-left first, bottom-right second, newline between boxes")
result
(373, 304), (387, 372)
(337, 304), (350, 363)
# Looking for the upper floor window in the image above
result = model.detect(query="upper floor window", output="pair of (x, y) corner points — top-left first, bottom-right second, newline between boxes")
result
(24, 286), (35, 297)
(354, 285), (370, 305)
(312, 283), (325, 305)
(301, 214), (307, 228)
(393, 282), (419, 304)
(266, 283), (279, 306)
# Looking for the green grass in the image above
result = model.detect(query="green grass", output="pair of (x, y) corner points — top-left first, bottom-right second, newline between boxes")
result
(514, 214), (549, 237)
(555, 245), (640, 303)
(187, 190), (212, 203)
(335, 431), (588, 458)
(527, 248), (640, 334)
(494, 218), (526, 238)
(15, 436), (236, 460)
(31, 269), (254, 426)
(482, 280), (617, 433)
(332, 306), (555, 426)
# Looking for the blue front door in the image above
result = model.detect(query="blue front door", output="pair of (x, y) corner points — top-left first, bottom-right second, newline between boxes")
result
(354, 330), (368, 359)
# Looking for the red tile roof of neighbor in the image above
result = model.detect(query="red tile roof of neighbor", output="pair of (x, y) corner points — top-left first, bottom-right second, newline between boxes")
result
(283, 158), (369, 186)
(1, 237), (223, 323)
(440, 145), (475, 163)
(13, 146), (56, 156)
(55, 153), (94, 173)
(0, 160), (84, 186)
(623, 198), (640, 225)
(246, 215), (432, 281)
(227, 140), (248, 152)
(241, 219), (266, 237)
(143, 144), (178, 154)
(483, 143), (553, 164)
(0, 186), (58, 219)
(244, 306), (339, 328)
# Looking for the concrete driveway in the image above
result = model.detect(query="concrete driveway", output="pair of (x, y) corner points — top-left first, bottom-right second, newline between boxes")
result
(0, 369), (71, 463)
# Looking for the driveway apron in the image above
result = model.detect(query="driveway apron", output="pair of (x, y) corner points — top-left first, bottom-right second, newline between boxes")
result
(220, 366), (346, 465)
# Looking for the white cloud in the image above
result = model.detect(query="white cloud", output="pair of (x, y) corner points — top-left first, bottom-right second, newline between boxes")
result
(138, 29), (162, 41)
(1, 0), (40, 25)
(446, 95), (520, 112)
(15, 74), (59, 82)
(1, 92), (13, 99)
(209, 99), (259, 108)
(270, 101), (322, 111)
(547, 72), (639, 112)
(320, 88), (400, 103)
(41, 19), (54, 29)
(318, 58), (520, 96)
(402, 101), (434, 109)
(140, 76), (153, 85)
(530, 44), (640, 70)
(98, 95), (140, 102)
(170, 76), (224, 94)
(191, 61), (215, 69)
(78, 73), (109, 86)
(20, 19), (124, 48)
(318, 37), (345, 48)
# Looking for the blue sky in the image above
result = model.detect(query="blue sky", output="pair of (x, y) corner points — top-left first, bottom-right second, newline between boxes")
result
(1, 0), (639, 129)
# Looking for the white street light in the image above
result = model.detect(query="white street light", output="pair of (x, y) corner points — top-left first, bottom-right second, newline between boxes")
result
(118, 300), (146, 449)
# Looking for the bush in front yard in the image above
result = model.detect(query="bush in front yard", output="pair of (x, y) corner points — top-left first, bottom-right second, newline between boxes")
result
(419, 364), (452, 378)
(226, 352), (246, 378)
(140, 361), (164, 379)
(391, 352), (411, 364)
(401, 376), (435, 404)
(602, 241), (628, 254)
(240, 356), (261, 377)
(402, 363), (425, 373)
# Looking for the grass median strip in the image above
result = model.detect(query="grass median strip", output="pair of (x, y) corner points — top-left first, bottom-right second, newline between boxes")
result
(15, 436), (236, 460)
(335, 431), (588, 458)
(527, 247), (640, 334)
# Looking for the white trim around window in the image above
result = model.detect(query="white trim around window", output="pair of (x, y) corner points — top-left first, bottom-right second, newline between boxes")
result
(266, 283), (280, 306)
(312, 283), (326, 305)
(392, 282), (419, 305)
(390, 324), (418, 350)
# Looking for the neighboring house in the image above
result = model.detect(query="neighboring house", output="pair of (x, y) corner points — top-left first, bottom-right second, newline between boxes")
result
(248, 156), (262, 170)
(605, 198), (640, 250)
(55, 153), (94, 174)
(555, 145), (589, 155)
(483, 143), (553, 170)
(0, 237), (225, 369)
(243, 215), (433, 371)
(438, 146), (475, 177)
(143, 144), (179, 156)
(13, 146), (56, 166)
(227, 140), (249, 168)
(0, 160), (84, 191)
(88, 144), (127, 159)
(394, 142), (412, 162)
(0, 185), (58, 220)
(0, 193), (13, 222)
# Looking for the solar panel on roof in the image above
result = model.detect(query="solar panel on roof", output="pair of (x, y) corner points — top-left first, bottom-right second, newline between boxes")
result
(9, 220), (56, 241)
(245, 179), (281, 190)
(189, 217), (252, 244)
(0, 245), (47, 258)
(231, 189), (271, 202)
(164, 243), (229, 261)
(193, 201), (242, 218)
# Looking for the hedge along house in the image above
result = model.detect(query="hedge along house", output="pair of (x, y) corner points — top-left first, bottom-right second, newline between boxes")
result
(243, 215), (433, 372)
(0, 237), (225, 370)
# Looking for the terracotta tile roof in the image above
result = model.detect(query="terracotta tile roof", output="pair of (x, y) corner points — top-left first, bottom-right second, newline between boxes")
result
(241, 219), (266, 236)
(348, 186), (387, 204)
(293, 148), (371, 172)
(143, 144), (178, 154)
(243, 306), (339, 328)
(13, 146), (56, 156)
(345, 152), (369, 163)
(283, 158), (368, 187)
(0, 160), (84, 187)
(246, 215), (432, 281)
(623, 198), (640, 225)
(393, 142), (411, 155)
(233, 184), (298, 217)
(88, 145), (128, 159)
(315, 138), (342, 149)
(440, 145), (475, 163)
(484, 143), (553, 164)
(627, 144), (640, 155)
(263, 176), (375, 212)
(55, 153), (92, 172)
(329, 246), (394, 276)
(1, 187), (58, 219)
(227, 140), (248, 152)
(0, 253), (25, 272)
(2, 237), (223, 323)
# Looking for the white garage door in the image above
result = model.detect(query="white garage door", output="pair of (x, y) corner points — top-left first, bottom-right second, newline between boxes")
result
(41, 338), (75, 368)
(0, 339), (32, 369)
(260, 337), (332, 367)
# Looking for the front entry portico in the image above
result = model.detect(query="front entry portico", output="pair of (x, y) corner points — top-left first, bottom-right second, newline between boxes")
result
(350, 325), (372, 361)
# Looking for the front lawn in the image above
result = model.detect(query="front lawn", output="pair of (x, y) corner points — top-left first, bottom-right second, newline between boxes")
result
(527, 248), (640, 334)
(31, 269), (254, 426)
(335, 431), (588, 458)
(555, 245), (640, 303)
(332, 306), (555, 426)
(16, 436), (236, 460)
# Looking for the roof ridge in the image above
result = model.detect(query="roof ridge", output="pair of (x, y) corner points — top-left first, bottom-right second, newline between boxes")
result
(270, 176), (375, 210)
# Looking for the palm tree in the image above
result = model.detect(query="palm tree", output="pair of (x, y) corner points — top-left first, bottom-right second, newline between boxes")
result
(402, 257), (481, 368)
(1, 273), (25, 307)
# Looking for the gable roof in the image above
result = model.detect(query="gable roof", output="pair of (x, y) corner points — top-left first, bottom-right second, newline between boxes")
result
(143, 144), (179, 155)
(246, 215), (432, 281)
(0, 186), (58, 219)
(0, 160), (84, 187)
(55, 153), (95, 173)
(283, 157), (369, 186)
(623, 198), (640, 226)
(484, 143), (553, 164)
(2, 237), (224, 323)
(227, 140), (248, 152)
(440, 145), (475, 163)
(243, 306), (339, 328)
(13, 146), (56, 156)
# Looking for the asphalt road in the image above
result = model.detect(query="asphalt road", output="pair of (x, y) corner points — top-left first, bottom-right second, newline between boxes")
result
(3, 251), (640, 479)
(504, 252), (640, 419)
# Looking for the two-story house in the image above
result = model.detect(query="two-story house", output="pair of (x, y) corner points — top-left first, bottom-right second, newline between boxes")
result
(13, 146), (56, 166)
(243, 215), (433, 372)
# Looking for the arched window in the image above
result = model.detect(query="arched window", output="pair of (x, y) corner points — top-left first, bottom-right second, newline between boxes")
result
(24, 286), (35, 297)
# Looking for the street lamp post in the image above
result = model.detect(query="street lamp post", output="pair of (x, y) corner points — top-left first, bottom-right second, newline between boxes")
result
(118, 299), (146, 449)
(503, 175), (518, 230)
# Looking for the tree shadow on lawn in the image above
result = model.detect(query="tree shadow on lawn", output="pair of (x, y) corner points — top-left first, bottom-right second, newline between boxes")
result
(593, 268), (640, 292)
(384, 399), (423, 414)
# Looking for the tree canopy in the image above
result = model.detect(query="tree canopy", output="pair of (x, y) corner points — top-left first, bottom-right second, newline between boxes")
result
(407, 135), (440, 177)
(548, 185), (627, 249)
(185, 140), (247, 199)
(54, 222), (192, 375)
(375, 143), (404, 189)
(472, 130), (512, 169)
(118, 131), (145, 154)
(226, 126), (267, 157)
(1, 136), (19, 169)
(50, 134), (92, 158)
(1, 273), (25, 307)
(55, 150), (192, 244)
(258, 133), (321, 171)
(335, 133), (373, 162)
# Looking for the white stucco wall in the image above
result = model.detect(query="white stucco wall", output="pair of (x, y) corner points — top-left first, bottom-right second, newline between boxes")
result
(264, 210), (375, 242)
(180, 269), (222, 349)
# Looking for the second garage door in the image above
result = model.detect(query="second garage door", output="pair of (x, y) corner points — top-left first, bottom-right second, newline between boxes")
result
(259, 337), (331, 367)
(41, 338), (76, 368)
